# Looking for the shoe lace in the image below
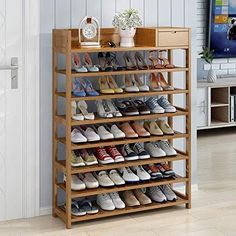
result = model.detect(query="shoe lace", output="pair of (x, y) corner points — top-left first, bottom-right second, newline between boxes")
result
(100, 193), (110, 200)
(109, 147), (120, 156)
(98, 148), (107, 156)
(158, 97), (170, 107)
(134, 143), (144, 153)
(161, 141), (170, 148)
(150, 186), (161, 194)
(152, 142), (161, 149)
(126, 167), (133, 174)
(124, 144), (133, 154)
(162, 185), (172, 193)
(110, 192), (119, 199)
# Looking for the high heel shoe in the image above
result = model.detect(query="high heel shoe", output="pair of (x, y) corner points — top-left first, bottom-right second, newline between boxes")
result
(77, 101), (95, 120)
(108, 52), (125, 71)
(71, 101), (84, 121)
(84, 53), (99, 72)
(123, 75), (139, 92)
(106, 76), (123, 93)
(99, 77), (115, 94)
(150, 73), (163, 91)
(98, 52), (113, 71)
(148, 50), (163, 69)
(72, 53), (88, 73)
(158, 73), (174, 91)
(72, 80), (86, 97)
(81, 79), (100, 96)
(123, 52), (138, 70)
(134, 52), (148, 70)
(132, 74), (149, 92)
(159, 50), (175, 68)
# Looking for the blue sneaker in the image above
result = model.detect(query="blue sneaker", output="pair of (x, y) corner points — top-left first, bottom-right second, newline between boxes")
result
(145, 97), (164, 114)
(72, 81), (86, 97)
(81, 80), (99, 96)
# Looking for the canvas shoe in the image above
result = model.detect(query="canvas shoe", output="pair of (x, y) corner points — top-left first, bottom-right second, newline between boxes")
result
(160, 185), (177, 202)
(96, 193), (115, 211)
(106, 146), (124, 163)
(119, 167), (139, 183)
(95, 147), (114, 164)
(94, 171), (114, 187)
(145, 97), (165, 114)
(156, 120), (174, 135)
(71, 151), (85, 167)
(132, 143), (150, 159)
(131, 166), (151, 181)
(96, 125), (114, 140)
(121, 144), (139, 161)
(108, 170), (125, 186)
(158, 140), (177, 156)
(145, 164), (163, 180)
(71, 128), (87, 143)
(133, 189), (152, 205)
(123, 190), (140, 207)
(109, 192), (125, 209)
(147, 186), (167, 203)
(144, 142), (166, 158)
(78, 173), (99, 189)
(79, 126), (100, 142)
(64, 175), (86, 191)
(79, 149), (98, 165)
(157, 163), (175, 178)
(109, 124), (126, 139)
(157, 96), (176, 113)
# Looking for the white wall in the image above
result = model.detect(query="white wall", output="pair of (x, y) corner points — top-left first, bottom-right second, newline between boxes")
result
(40, 0), (198, 210)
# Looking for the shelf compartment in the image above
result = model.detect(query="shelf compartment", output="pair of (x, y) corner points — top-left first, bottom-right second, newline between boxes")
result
(56, 152), (188, 174)
(58, 175), (187, 198)
(58, 131), (188, 150)
(56, 67), (189, 78)
(211, 87), (229, 106)
(55, 193), (188, 223)
(56, 109), (188, 126)
(211, 106), (229, 125)
(56, 89), (189, 102)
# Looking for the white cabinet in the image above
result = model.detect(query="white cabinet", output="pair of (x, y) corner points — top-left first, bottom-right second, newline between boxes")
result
(196, 88), (208, 128)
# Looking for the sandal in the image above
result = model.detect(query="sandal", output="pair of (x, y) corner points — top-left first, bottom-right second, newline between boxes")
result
(79, 199), (99, 215)
(108, 52), (125, 71)
(132, 74), (149, 92)
(150, 73), (163, 92)
(123, 52), (138, 70)
(99, 77), (115, 94)
(159, 50), (175, 68)
(158, 73), (174, 91)
(64, 200), (86, 216)
(77, 100), (95, 120)
(134, 52), (148, 70)
(123, 75), (139, 92)
(81, 79), (99, 96)
(148, 50), (163, 69)
(71, 101), (84, 121)
(133, 100), (151, 115)
(98, 52), (113, 71)
(116, 100), (139, 116)
(72, 53), (88, 73)
(84, 53), (99, 72)
(106, 76), (123, 93)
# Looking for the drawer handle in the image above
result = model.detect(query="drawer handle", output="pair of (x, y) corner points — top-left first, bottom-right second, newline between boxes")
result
(172, 31), (177, 34)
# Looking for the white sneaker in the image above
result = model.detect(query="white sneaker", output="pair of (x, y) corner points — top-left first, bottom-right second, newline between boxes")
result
(121, 144), (139, 161)
(97, 100), (113, 118)
(64, 175), (86, 191)
(79, 126), (100, 142)
(71, 128), (87, 143)
(158, 140), (177, 156)
(94, 171), (114, 187)
(108, 170), (125, 186)
(119, 167), (139, 183)
(144, 142), (166, 158)
(96, 193), (115, 211)
(147, 186), (167, 203)
(157, 96), (176, 113)
(78, 173), (99, 189)
(109, 124), (126, 139)
(131, 166), (151, 181)
(96, 125), (114, 140)
(109, 192), (125, 209)
(160, 185), (177, 202)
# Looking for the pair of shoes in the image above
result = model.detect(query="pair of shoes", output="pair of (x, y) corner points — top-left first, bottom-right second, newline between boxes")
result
(120, 122), (150, 138)
(71, 150), (98, 167)
(121, 143), (150, 160)
(95, 146), (124, 164)
(97, 192), (125, 210)
(97, 100), (122, 118)
(146, 96), (176, 113)
(71, 126), (100, 143)
(99, 76), (123, 94)
(71, 101), (94, 121)
(124, 74), (149, 92)
(98, 52), (124, 71)
(144, 120), (174, 136)
(123, 52), (148, 70)
(95, 170), (125, 187)
(148, 50), (175, 69)
(147, 185), (177, 203)
(72, 53), (99, 72)
(150, 73), (174, 91)
(145, 163), (175, 179)
(94, 125), (124, 140)
(72, 79), (99, 97)
(123, 189), (152, 206)
(144, 140), (177, 157)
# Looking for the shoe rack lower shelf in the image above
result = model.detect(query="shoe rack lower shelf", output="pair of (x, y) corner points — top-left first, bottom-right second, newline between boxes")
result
(55, 194), (188, 223)
(58, 175), (188, 198)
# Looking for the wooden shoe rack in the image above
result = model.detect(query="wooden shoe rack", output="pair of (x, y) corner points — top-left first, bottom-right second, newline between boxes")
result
(52, 27), (192, 229)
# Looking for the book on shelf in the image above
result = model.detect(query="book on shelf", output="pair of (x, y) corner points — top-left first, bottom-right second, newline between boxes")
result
(230, 94), (236, 122)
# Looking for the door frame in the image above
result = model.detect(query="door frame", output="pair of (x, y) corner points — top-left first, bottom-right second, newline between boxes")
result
(22, 0), (40, 218)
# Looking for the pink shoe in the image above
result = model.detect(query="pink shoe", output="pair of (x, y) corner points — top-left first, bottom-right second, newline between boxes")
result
(131, 122), (150, 137)
(119, 122), (138, 138)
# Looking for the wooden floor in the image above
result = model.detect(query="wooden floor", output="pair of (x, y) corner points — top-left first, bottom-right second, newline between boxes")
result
(1, 128), (236, 236)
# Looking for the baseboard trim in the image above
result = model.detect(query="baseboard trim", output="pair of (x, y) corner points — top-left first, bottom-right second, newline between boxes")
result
(39, 184), (199, 216)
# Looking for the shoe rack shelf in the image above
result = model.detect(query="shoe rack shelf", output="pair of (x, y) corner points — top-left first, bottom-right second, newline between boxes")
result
(52, 27), (192, 229)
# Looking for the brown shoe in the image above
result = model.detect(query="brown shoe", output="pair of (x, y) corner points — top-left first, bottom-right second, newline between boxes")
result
(133, 100), (151, 115)
(133, 189), (152, 205)
(123, 190), (140, 207)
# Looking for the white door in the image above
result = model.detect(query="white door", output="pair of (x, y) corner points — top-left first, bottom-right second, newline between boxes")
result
(0, 0), (23, 220)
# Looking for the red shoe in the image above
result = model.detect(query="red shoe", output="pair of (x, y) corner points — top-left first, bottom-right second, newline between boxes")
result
(95, 147), (114, 164)
(106, 146), (125, 163)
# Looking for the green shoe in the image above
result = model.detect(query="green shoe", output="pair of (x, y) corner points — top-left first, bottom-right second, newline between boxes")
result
(80, 149), (98, 165)
(71, 151), (85, 167)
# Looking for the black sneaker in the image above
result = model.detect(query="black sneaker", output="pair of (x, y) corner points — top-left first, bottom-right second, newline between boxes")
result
(121, 144), (139, 161)
(132, 143), (150, 159)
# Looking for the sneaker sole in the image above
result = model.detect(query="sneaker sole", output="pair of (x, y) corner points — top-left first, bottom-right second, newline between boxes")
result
(125, 156), (139, 161)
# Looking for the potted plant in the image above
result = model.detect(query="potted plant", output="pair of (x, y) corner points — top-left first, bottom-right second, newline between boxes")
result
(112, 8), (142, 47)
(199, 46), (216, 83)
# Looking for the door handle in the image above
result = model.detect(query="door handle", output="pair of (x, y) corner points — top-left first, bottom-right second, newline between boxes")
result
(0, 57), (18, 89)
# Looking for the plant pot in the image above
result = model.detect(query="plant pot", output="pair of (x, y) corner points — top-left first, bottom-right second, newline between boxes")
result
(207, 68), (217, 83)
(119, 28), (136, 47)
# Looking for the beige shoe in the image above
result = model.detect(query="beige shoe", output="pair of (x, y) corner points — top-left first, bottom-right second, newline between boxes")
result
(123, 190), (140, 207)
(144, 121), (163, 136)
(156, 120), (174, 135)
(133, 189), (152, 205)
